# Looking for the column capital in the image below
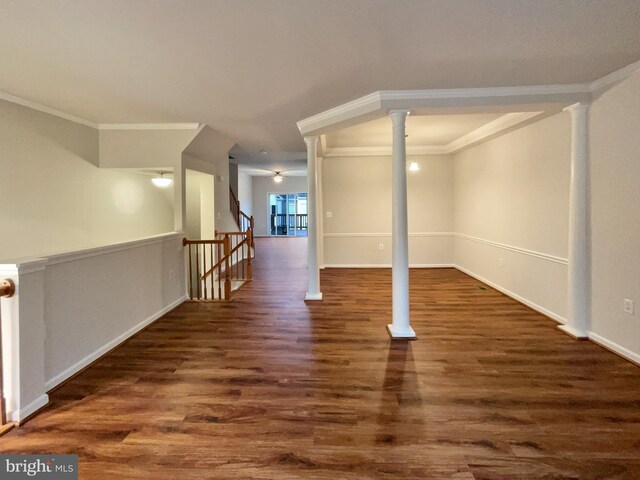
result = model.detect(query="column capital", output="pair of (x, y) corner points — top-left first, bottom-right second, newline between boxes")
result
(563, 102), (591, 114)
(388, 109), (411, 120)
(303, 135), (319, 147)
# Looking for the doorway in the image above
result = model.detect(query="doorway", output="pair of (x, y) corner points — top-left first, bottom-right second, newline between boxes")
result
(269, 193), (308, 237)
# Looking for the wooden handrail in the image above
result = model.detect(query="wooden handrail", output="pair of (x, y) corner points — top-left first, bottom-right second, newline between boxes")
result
(0, 279), (15, 298)
(201, 234), (250, 280)
(215, 231), (247, 237)
(183, 238), (224, 246)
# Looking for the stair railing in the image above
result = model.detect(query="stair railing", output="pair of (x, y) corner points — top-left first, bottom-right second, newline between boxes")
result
(214, 230), (253, 281)
(183, 237), (231, 301)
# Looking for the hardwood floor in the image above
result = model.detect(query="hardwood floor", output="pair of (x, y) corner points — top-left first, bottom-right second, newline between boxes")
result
(1, 237), (639, 479)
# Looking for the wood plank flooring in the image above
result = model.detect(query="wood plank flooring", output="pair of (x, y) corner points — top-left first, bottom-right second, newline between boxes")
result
(1, 237), (639, 479)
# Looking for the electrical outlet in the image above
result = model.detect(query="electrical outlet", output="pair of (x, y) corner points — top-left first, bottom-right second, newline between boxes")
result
(378, 243), (384, 250)
(499, 258), (504, 267)
(624, 299), (634, 315)
(169, 270), (173, 280)
(326, 211), (333, 218)
(217, 212), (221, 220)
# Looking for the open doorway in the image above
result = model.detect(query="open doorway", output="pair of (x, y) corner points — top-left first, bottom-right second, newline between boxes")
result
(268, 193), (308, 237)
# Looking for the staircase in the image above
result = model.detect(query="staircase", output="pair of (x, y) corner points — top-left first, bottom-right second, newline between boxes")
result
(183, 187), (254, 301)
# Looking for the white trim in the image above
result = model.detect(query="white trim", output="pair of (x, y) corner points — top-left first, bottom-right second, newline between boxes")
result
(304, 292), (323, 301)
(0, 90), (98, 128)
(297, 59), (640, 138)
(322, 112), (544, 157)
(588, 332), (640, 367)
(13, 394), (49, 423)
(297, 85), (591, 136)
(323, 232), (453, 238)
(455, 233), (568, 265)
(17, 259), (48, 275)
(446, 112), (543, 153)
(45, 294), (188, 391)
(0, 90), (201, 131)
(2, 233), (181, 272)
(558, 324), (589, 339)
(296, 91), (382, 134)
(323, 264), (454, 268)
(378, 83), (590, 102)
(0, 260), (47, 276)
(324, 145), (449, 157)
(323, 232), (567, 265)
(98, 123), (201, 130)
(454, 264), (566, 324)
(44, 233), (181, 267)
(590, 58), (640, 94)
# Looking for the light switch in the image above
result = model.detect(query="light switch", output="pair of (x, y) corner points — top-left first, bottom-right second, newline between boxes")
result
(326, 211), (333, 218)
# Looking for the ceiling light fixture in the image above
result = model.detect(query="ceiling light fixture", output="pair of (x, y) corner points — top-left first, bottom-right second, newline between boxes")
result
(273, 172), (284, 183)
(152, 171), (173, 187)
(408, 160), (420, 172)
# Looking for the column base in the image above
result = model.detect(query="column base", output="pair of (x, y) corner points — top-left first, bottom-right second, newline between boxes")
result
(558, 324), (589, 340)
(305, 292), (323, 301)
(386, 324), (417, 340)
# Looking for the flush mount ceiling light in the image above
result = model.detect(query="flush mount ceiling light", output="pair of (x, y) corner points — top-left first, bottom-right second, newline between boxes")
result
(408, 160), (420, 172)
(151, 171), (173, 188)
(273, 172), (284, 183)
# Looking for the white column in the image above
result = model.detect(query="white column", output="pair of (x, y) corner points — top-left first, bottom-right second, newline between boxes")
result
(387, 110), (416, 339)
(304, 135), (322, 300)
(317, 156), (325, 269)
(559, 102), (591, 339)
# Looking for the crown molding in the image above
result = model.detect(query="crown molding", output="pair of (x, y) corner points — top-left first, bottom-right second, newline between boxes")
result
(446, 111), (543, 153)
(0, 89), (203, 131)
(323, 111), (544, 157)
(297, 58), (640, 138)
(324, 145), (449, 157)
(297, 84), (591, 136)
(0, 90), (98, 128)
(296, 91), (383, 136)
(378, 83), (589, 102)
(98, 123), (201, 130)
(590, 58), (640, 95)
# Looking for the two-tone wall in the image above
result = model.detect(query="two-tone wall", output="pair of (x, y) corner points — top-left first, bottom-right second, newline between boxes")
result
(453, 112), (571, 322)
(322, 155), (454, 266)
(589, 71), (640, 360)
(0, 99), (174, 261)
(320, 70), (640, 363)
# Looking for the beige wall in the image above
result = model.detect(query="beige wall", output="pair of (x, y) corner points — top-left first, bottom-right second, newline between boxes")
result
(237, 171), (253, 217)
(185, 170), (215, 240)
(0, 99), (174, 261)
(453, 113), (571, 321)
(252, 176), (308, 236)
(590, 71), (640, 358)
(322, 155), (454, 266)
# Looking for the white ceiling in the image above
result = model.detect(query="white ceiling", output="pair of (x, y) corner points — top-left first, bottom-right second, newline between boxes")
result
(1, 0), (639, 171)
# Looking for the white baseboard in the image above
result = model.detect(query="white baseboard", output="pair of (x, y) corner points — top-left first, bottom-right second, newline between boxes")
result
(588, 332), (640, 366)
(45, 294), (188, 391)
(12, 393), (49, 422)
(453, 264), (567, 324)
(322, 263), (455, 269)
